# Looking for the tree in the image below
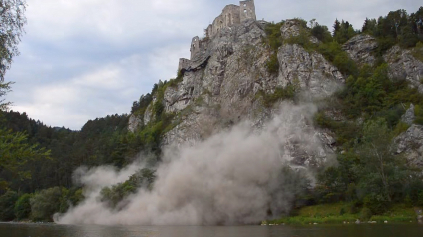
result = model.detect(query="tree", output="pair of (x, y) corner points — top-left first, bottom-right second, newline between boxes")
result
(362, 18), (377, 35)
(0, 80), (11, 110)
(30, 187), (62, 221)
(334, 20), (357, 44)
(355, 118), (407, 203)
(0, 0), (27, 81)
(311, 24), (332, 43)
(14, 193), (32, 220)
(333, 19), (340, 35)
(0, 128), (51, 191)
(0, 190), (18, 220)
(1, 50), (50, 194)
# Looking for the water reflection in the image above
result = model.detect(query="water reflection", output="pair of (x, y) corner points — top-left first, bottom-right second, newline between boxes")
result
(1, 223), (423, 237)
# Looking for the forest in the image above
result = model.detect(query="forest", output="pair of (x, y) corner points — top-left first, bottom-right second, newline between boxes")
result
(1, 3), (423, 222)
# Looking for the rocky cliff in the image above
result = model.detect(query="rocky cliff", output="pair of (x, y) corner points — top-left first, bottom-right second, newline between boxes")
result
(130, 18), (423, 169)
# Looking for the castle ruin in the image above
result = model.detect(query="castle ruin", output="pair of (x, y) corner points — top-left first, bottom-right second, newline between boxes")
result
(179, 0), (256, 73)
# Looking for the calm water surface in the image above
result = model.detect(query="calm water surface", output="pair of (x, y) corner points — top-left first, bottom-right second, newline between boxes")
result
(1, 222), (422, 237)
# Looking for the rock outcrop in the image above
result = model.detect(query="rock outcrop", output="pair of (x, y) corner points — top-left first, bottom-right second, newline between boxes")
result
(280, 19), (319, 44)
(401, 104), (415, 126)
(149, 18), (347, 168)
(277, 44), (344, 99)
(343, 34), (378, 66)
(384, 46), (423, 93)
(128, 114), (142, 133)
(395, 124), (423, 167)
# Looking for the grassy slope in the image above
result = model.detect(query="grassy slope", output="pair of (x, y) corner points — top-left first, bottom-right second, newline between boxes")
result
(265, 203), (419, 225)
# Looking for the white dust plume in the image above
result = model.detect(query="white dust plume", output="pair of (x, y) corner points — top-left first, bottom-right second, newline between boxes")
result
(56, 102), (332, 225)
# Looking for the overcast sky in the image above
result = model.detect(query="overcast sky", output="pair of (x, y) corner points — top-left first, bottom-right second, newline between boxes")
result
(4, 0), (422, 130)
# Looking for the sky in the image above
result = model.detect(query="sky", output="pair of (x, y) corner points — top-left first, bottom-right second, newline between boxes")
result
(4, 0), (422, 130)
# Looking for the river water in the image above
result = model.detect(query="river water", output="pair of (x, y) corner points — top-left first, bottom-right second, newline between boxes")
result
(1, 223), (422, 237)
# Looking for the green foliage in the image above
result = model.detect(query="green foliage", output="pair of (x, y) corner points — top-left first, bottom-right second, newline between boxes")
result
(264, 21), (284, 74)
(258, 81), (299, 107)
(269, 203), (418, 225)
(355, 119), (397, 201)
(411, 42), (423, 62)
(0, 0), (27, 81)
(0, 190), (18, 221)
(0, 81), (12, 110)
(338, 64), (423, 119)
(311, 24), (332, 43)
(318, 42), (358, 76)
(418, 191), (423, 207)
(265, 53), (279, 74)
(333, 20), (357, 44)
(363, 194), (391, 215)
(167, 74), (184, 88)
(360, 207), (373, 220)
(264, 21), (284, 51)
(314, 112), (361, 146)
(30, 187), (63, 221)
(100, 168), (156, 208)
(0, 128), (51, 180)
(392, 121), (410, 136)
(14, 193), (32, 220)
(284, 28), (315, 52)
(362, 18), (378, 34)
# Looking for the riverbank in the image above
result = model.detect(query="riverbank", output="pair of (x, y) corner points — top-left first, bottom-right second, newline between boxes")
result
(265, 203), (422, 225)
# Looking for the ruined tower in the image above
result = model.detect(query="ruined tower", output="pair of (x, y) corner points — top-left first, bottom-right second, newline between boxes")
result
(190, 36), (200, 59)
(180, 0), (258, 71)
(239, 0), (256, 22)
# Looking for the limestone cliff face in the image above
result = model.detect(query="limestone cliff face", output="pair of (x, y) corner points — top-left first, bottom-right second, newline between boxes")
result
(342, 34), (378, 66)
(277, 44), (344, 99)
(384, 46), (423, 93)
(395, 124), (423, 167)
(344, 35), (423, 92)
(132, 17), (423, 168)
(162, 19), (274, 145)
(131, 19), (346, 168)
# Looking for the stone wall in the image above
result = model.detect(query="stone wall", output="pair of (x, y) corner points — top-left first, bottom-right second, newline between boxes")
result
(178, 58), (190, 72)
(239, 0), (256, 23)
(210, 5), (240, 37)
(206, 0), (255, 39)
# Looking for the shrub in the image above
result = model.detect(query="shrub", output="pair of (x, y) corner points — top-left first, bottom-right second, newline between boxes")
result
(411, 42), (423, 62)
(0, 190), (18, 221)
(350, 201), (362, 214)
(418, 191), (423, 207)
(30, 187), (63, 221)
(392, 121), (410, 136)
(363, 194), (390, 215)
(311, 24), (332, 43)
(266, 53), (279, 74)
(259, 82), (299, 107)
(14, 193), (32, 220)
(100, 168), (156, 208)
(360, 207), (373, 220)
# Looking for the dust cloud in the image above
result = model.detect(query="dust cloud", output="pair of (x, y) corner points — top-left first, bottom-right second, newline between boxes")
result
(56, 102), (331, 225)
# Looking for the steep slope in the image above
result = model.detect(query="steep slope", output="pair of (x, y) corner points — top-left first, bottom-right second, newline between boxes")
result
(128, 18), (348, 171)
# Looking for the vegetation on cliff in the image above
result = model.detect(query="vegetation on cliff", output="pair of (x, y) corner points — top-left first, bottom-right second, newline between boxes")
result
(1, 4), (423, 222)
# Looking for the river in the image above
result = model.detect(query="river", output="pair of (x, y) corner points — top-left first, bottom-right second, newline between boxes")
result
(1, 222), (423, 237)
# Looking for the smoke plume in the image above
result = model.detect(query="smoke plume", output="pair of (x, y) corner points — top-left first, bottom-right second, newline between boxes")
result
(56, 102), (331, 225)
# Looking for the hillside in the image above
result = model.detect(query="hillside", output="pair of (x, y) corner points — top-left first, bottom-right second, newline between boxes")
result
(1, 2), (423, 225)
